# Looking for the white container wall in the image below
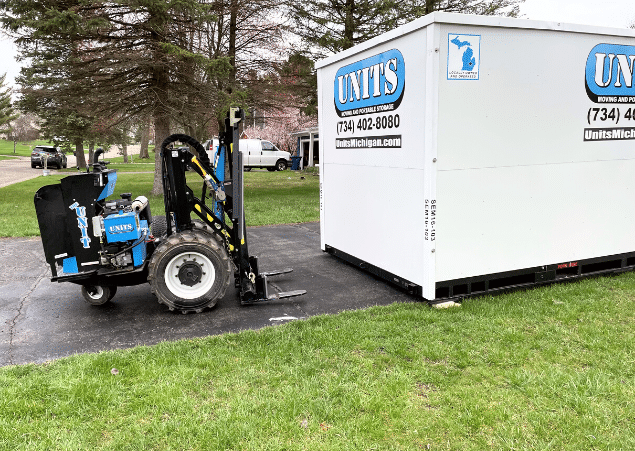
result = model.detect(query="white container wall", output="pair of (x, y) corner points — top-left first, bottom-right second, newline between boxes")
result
(316, 12), (635, 300)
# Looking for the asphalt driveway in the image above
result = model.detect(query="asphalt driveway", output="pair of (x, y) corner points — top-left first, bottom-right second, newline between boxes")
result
(0, 222), (415, 367)
(0, 156), (41, 188)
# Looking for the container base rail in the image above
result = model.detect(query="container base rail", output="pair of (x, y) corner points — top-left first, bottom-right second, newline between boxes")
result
(325, 245), (635, 304)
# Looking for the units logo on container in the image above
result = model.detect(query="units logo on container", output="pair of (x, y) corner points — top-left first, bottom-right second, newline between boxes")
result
(447, 34), (480, 80)
(586, 43), (635, 103)
(334, 49), (405, 117)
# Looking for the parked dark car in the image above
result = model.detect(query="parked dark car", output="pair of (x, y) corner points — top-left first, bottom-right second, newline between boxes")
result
(31, 146), (67, 169)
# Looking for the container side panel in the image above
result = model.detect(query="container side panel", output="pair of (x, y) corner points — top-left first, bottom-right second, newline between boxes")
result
(319, 33), (427, 170)
(437, 26), (635, 169)
(322, 164), (426, 284)
(436, 161), (635, 280)
(436, 24), (635, 282)
(318, 30), (429, 286)
(422, 23), (441, 299)
(318, 67), (326, 251)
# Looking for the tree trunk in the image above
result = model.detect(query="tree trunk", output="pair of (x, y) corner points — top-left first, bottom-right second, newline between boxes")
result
(150, 22), (170, 196)
(75, 139), (87, 169)
(425, 0), (435, 15)
(343, 0), (355, 50)
(229, 0), (237, 87)
(187, 124), (196, 138)
(122, 143), (128, 163)
(213, 0), (237, 141)
(152, 110), (170, 196)
(217, 117), (225, 139)
(139, 116), (150, 159)
(88, 142), (95, 165)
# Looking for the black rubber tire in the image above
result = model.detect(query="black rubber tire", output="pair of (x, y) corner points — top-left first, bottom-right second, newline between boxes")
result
(191, 219), (226, 248)
(147, 230), (232, 313)
(153, 216), (224, 247)
(107, 286), (118, 301)
(63, 162), (67, 168)
(151, 215), (168, 238)
(31, 163), (36, 168)
(275, 160), (287, 171)
(81, 285), (115, 305)
(244, 167), (251, 172)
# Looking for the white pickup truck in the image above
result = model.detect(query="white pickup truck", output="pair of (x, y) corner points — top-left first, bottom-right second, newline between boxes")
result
(204, 138), (291, 171)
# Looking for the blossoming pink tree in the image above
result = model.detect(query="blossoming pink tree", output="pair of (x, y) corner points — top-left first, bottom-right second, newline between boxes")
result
(242, 107), (317, 155)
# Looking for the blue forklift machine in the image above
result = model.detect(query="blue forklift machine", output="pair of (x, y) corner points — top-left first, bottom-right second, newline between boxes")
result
(33, 108), (305, 312)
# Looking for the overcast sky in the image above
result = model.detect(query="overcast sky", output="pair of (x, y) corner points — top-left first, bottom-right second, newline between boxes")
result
(521, 0), (635, 28)
(1, 0), (634, 92)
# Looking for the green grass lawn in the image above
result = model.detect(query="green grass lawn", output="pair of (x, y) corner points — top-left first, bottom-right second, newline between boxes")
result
(0, 155), (19, 161)
(1, 277), (634, 450)
(0, 139), (55, 157)
(0, 139), (155, 159)
(105, 154), (155, 164)
(0, 170), (319, 237)
(83, 152), (156, 171)
(3, 166), (634, 449)
(59, 163), (156, 173)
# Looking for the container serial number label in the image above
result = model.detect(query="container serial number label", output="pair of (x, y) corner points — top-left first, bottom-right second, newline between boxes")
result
(424, 199), (436, 242)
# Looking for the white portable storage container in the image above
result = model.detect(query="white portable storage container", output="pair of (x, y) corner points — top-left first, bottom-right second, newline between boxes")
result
(316, 12), (635, 301)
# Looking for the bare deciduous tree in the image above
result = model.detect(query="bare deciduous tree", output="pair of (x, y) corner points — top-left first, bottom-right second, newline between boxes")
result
(9, 112), (39, 142)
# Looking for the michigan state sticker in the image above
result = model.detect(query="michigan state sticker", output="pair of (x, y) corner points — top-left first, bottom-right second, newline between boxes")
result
(447, 34), (481, 80)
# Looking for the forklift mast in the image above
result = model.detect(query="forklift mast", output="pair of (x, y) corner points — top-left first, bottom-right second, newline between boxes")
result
(160, 108), (305, 304)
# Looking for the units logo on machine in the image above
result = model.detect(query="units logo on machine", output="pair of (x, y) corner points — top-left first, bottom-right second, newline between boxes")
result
(69, 202), (91, 249)
(585, 43), (635, 103)
(109, 224), (134, 234)
(447, 34), (480, 80)
(334, 49), (405, 117)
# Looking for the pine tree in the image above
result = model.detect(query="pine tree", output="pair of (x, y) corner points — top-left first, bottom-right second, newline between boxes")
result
(0, 73), (17, 135)
(14, 32), (95, 168)
(1, 0), (228, 189)
(1, 0), (288, 190)
(275, 52), (318, 117)
(288, 0), (524, 56)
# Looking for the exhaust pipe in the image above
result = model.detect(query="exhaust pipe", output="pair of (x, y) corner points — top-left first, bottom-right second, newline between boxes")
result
(93, 147), (105, 165)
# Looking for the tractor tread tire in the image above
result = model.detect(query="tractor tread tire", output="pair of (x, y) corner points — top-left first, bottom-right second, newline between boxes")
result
(151, 215), (168, 238)
(191, 218), (226, 249)
(147, 230), (232, 313)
